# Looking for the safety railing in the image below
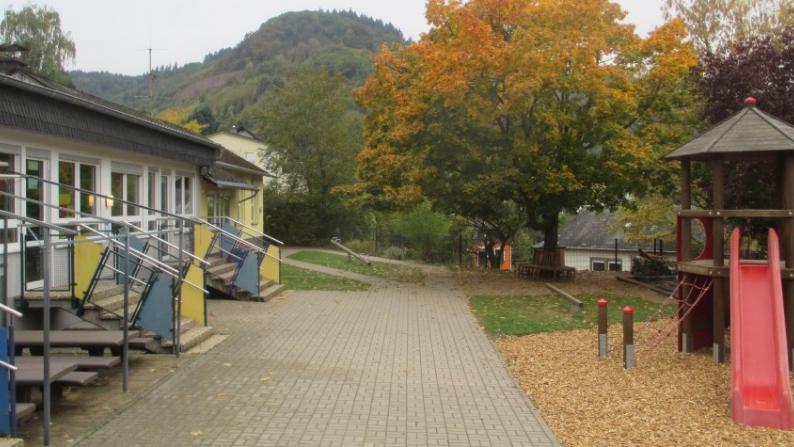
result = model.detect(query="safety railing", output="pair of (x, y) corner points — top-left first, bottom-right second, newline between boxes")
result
(0, 209), (76, 444)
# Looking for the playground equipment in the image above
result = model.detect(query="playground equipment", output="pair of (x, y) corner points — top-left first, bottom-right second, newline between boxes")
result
(664, 97), (794, 429)
(729, 228), (793, 429)
(330, 237), (371, 265)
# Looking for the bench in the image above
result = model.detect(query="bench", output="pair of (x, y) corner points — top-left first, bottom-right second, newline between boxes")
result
(518, 248), (576, 280)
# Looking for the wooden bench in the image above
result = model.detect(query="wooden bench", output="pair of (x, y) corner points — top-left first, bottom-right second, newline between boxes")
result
(519, 248), (576, 280)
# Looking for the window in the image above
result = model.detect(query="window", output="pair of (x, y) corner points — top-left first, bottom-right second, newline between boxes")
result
(590, 258), (622, 272)
(126, 174), (139, 216)
(147, 171), (156, 215)
(0, 153), (16, 243)
(0, 153), (14, 213)
(111, 172), (141, 217)
(59, 161), (96, 218)
(160, 175), (169, 213)
(174, 175), (193, 215)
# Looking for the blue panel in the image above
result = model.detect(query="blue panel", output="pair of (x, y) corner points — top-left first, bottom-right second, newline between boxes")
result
(0, 328), (10, 435)
(233, 251), (259, 296)
(134, 274), (174, 341)
(116, 236), (147, 284)
(219, 223), (241, 255)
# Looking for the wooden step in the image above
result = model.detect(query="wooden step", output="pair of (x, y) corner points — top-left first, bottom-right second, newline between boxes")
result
(56, 371), (98, 386)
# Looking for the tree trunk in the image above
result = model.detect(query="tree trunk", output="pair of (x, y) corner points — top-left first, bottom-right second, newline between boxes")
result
(484, 239), (500, 271)
(542, 213), (559, 251)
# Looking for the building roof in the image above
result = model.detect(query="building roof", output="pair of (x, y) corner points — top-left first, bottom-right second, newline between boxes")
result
(537, 210), (674, 252)
(218, 149), (272, 177)
(0, 72), (222, 165)
(201, 165), (259, 191)
(664, 100), (794, 160)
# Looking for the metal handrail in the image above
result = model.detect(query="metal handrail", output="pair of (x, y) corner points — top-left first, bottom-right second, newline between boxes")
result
(0, 360), (17, 372)
(77, 224), (208, 294)
(0, 190), (208, 274)
(205, 215), (284, 245)
(53, 219), (209, 267)
(0, 302), (23, 319)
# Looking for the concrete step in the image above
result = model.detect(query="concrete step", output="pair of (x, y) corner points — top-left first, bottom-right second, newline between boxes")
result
(91, 291), (142, 313)
(162, 325), (214, 352)
(258, 283), (286, 302)
(216, 269), (237, 283)
(207, 261), (236, 276)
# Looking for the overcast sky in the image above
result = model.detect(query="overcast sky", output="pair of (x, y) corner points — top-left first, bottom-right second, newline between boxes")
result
(0, 0), (667, 75)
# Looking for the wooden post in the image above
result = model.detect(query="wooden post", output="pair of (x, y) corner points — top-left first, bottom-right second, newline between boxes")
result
(783, 153), (794, 370)
(623, 306), (635, 368)
(680, 160), (692, 261)
(680, 160), (694, 352)
(711, 158), (726, 363)
(597, 299), (608, 358)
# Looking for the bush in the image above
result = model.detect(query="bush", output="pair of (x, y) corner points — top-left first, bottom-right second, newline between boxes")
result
(344, 239), (374, 255)
(380, 246), (408, 260)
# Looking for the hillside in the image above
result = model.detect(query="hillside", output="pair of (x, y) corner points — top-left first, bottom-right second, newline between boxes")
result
(70, 10), (405, 132)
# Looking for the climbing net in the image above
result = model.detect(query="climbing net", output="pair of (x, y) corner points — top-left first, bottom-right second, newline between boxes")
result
(635, 274), (714, 351)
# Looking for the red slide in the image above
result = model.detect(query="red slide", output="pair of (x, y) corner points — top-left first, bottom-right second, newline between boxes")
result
(729, 228), (793, 430)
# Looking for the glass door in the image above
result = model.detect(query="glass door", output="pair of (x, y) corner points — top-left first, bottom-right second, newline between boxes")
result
(25, 158), (45, 290)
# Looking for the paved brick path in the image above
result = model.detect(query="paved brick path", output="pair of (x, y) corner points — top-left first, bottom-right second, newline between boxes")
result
(77, 267), (558, 447)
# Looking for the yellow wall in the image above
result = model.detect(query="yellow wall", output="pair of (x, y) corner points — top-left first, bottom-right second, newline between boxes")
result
(199, 178), (264, 234)
(74, 235), (104, 300)
(180, 264), (206, 325)
(208, 133), (268, 171)
(260, 244), (280, 284)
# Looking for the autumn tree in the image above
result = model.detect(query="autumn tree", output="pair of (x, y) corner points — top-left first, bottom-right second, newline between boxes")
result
(664, 0), (794, 55)
(157, 107), (206, 134)
(352, 0), (699, 252)
(1, 4), (75, 84)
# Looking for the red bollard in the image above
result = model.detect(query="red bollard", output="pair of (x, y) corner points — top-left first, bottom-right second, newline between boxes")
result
(623, 306), (635, 368)
(597, 299), (608, 358)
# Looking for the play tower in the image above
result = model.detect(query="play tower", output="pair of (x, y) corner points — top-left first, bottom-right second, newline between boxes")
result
(665, 97), (794, 429)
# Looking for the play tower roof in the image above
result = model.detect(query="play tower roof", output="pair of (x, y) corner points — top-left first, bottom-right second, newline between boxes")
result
(664, 97), (794, 160)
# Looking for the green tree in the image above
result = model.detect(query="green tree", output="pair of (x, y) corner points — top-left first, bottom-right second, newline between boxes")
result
(257, 68), (363, 241)
(1, 4), (75, 84)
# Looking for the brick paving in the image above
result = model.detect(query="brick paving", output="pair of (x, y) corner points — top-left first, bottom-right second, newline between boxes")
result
(76, 267), (559, 447)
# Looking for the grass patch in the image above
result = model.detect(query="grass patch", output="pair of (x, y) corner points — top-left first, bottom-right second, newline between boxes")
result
(469, 293), (674, 336)
(287, 250), (424, 283)
(281, 264), (370, 291)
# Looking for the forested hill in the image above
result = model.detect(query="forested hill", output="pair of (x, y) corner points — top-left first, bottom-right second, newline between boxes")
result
(69, 10), (405, 132)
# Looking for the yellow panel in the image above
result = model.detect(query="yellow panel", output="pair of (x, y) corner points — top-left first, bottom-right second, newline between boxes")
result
(193, 224), (214, 259)
(74, 235), (104, 300)
(180, 264), (206, 325)
(260, 244), (280, 284)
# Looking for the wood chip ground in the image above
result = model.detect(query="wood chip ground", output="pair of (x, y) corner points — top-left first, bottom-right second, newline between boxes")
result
(497, 320), (794, 446)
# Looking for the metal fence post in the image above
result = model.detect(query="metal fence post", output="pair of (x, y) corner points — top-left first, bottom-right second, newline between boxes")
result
(122, 226), (129, 392)
(42, 229), (50, 446)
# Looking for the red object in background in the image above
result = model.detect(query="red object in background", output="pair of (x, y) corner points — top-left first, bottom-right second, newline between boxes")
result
(729, 228), (794, 430)
(623, 306), (634, 315)
(597, 298), (608, 307)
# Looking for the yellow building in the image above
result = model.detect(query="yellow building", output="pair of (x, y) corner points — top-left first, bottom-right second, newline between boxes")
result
(199, 148), (270, 233)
